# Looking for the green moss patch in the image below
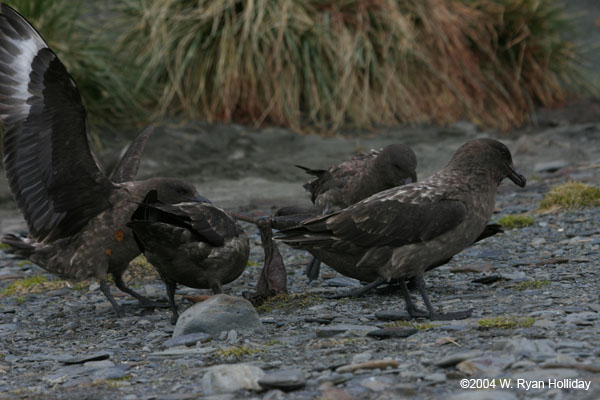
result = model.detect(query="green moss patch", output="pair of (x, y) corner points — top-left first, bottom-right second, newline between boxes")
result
(478, 316), (536, 329)
(539, 182), (600, 212)
(513, 280), (550, 291)
(497, 214), (534, 229)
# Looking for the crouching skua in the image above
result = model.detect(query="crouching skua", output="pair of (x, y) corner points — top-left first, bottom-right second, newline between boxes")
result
(277, 138), (526, 320)
(128, 191), (250, 323)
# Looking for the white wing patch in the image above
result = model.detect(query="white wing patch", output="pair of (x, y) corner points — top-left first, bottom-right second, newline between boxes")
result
(0, 32), (47, 120)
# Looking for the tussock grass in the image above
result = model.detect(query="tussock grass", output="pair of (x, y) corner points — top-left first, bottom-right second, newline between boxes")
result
(497, 214), (535, 229)
(112, 0), (585, 133)
(539, 181), (600, 212)
(257, 292), (323, 313)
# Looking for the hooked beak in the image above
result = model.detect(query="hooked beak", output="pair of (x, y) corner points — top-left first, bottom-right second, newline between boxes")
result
(192, 193), (212, 204)
(507, 164), (526, 188)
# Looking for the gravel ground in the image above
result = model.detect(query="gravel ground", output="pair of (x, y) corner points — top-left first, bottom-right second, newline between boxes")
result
(1, 121), (600, 400)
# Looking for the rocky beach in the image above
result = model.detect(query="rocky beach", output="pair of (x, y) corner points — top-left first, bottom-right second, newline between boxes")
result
(1, 118), (599, 400)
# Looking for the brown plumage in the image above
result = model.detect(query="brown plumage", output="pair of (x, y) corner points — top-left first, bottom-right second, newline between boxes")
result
(277, 139), (526, 320)
(127, 191), (250, 323)
(0, 4), (202, 316)
(296, 144), (418, 280)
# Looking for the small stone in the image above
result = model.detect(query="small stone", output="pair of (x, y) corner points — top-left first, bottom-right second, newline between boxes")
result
(226, 329), (239, 343)
(367, 327), (417, 339)
(201, 363), (264, 394)
(335, 359), (398, 373)
(424, 372), (446, 383)
(435, 350), (482, 368)
(359, 376), (394, 392)
(316, 324), (378, 338)
(61, 352), (110, 365)
(530, 237), (546, 247)
(513, 368), (579, 381)
(456, 356), (514, 376)
(351, 352), (372, 363)
(91, 366), (128, 381)
(83, 360), (115, 369)
(450, 263), (494, 273)
(533, 319), (556, 329)
(163, 332), (212, 348)
(258, 369), (306, 391)
(375, 311), (412, 321)
(471, 275), (503, 285)
(173, 294), (265, 337)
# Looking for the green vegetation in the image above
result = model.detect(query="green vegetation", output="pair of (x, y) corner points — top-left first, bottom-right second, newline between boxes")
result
(112, 0), (584, 134)
(497, 214), (535, 229)
(1, 1), (587, 135)
(385, 320), (438, 330)
(257, 292), (324, 313)
(216, 345), (262, 358)
(539, 182), (600, 212)
(0, 244), (10, 251)
(246, 260), (260, 268)
(478, 316), (536, 329)
(1, 275), (51, 296)
(0, 274), (89, 297)
(124, 255), (159, 284)
(513, 280), (550, 291)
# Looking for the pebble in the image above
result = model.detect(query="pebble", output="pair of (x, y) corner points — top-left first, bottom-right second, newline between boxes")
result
(258, 369), (306, 391)
(367, 327), (418, 339)
(173, 294), (266, 337)
(436, 350), (482, 367)
(335, 360), (398, 373)
(316, 324), (378, 338)
(61, 352), (111, 365)
(201, 363), (264, 394)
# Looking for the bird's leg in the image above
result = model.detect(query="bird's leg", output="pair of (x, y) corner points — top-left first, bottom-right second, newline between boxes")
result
(165, 281), (179, 325)
(113, 273), (169, 309)
(397, 279), (429, 318)
(326, 276), (387, 299)
(305, 257), (321, 282)
(99, 279), (124, 317)
(414, 276), (472, 321)
(211, 283), (222, 295)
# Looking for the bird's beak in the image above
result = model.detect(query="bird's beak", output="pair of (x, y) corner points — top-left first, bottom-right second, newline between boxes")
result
(192, 194), (212, 204)
(507, 164), (526, 188)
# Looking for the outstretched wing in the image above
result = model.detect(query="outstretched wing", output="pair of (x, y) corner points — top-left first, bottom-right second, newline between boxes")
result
(0, 4), (115, 242)
(110, 126), (153, 183)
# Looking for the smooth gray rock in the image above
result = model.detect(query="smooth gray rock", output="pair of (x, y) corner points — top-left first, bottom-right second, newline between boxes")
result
(201, 363), (264, 394)
(173, 295), (265, 338)
(258, 369), (306, 391)
(325, 277), (361, 287)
